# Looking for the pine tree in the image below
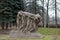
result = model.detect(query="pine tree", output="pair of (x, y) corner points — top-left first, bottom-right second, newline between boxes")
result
(0, 0), (24, 29)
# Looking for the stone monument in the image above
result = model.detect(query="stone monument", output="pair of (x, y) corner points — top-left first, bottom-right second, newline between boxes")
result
(10, 11), (43, 38)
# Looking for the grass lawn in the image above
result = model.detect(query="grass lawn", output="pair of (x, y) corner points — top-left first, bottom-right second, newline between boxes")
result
(0, 28), (60, 40)
(38, 28), (60, 35)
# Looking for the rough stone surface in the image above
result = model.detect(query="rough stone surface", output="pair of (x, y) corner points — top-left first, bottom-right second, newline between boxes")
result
(9, 30), (44, 38)
(9, 11), (43, 38)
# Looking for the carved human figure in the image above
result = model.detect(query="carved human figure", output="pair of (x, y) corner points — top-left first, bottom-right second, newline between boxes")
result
(17, 11), (41, 33)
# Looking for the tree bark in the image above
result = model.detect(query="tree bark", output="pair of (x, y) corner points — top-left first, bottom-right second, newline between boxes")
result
(42, 0), (44, 27)
(55, 0), (57, 28)
(46, 0), (49, 28)
(6, 23), (8, 30)
(1, 22), (4, 30)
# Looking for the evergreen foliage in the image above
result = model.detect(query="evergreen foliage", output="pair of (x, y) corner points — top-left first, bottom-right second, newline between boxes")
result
(0, 0), (24, 23)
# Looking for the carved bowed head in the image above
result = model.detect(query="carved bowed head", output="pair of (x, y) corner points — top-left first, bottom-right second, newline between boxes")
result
(34, 14), (42, 26)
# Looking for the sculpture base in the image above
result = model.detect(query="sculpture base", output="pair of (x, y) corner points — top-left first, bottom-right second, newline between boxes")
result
(9, 30), (44, 38)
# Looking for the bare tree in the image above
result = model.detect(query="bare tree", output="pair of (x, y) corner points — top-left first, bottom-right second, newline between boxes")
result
(55, 0), (57, 28)
(46, 0), (49, 27)
(42, 0), (44, 27)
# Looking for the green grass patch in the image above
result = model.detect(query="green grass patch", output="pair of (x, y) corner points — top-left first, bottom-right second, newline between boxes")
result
(38, 28), (60, 35)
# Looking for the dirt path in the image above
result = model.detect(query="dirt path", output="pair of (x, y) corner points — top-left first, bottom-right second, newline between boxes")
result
(0, 29), (11, 35)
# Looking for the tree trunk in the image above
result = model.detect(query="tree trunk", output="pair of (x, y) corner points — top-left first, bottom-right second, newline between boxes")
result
(46, 0), (49, 28)
(55, 0), (57, 28)
(10, 22), (12, 29)
(42, 0), (44, 27)
(6, 23), (8, 30)
(2, 22), (4, 30)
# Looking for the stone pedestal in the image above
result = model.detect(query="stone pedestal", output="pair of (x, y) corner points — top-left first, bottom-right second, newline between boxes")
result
(10, 30), (43, 38)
